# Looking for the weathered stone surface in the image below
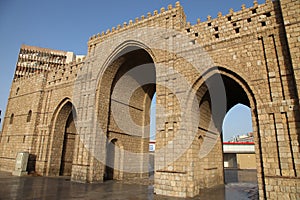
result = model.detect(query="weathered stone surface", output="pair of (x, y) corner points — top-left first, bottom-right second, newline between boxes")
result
(0, 0), (299, 199)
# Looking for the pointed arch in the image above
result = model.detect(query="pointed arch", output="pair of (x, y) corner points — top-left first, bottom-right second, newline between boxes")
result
(189, 66), (264, 197)
(47, 98), (77, 176)
(95, 42), (156, 181)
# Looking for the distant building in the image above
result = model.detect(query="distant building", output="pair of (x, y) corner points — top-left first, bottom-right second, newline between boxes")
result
(149, 140), (256, 170)
(225, 133), (255, 169)
(223, 142), (256, 169)
(229, 132), (254, 143)
(14, 44), (81, 79)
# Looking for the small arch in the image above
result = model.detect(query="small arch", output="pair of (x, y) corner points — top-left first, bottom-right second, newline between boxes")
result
(48, 99), (77, 176)
(26, 110), (32, 122)
(105, 138), (118, 180)
(9, 114), (14, 124)
(49, 97), (75, 128)
(198, 135), (204, 145)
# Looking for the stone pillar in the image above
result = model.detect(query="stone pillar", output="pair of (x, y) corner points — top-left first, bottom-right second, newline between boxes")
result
(279, 0), (300, 100)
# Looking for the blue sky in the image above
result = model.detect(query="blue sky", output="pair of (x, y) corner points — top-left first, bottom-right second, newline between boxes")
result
(0, 0), (262, 139)
(222, 104), (253, 141)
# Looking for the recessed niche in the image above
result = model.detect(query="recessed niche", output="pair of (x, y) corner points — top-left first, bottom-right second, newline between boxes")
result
(265, 12), (271, 17)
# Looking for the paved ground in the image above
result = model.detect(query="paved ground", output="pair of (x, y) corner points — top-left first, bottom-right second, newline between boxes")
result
(0, 170), (258, 200)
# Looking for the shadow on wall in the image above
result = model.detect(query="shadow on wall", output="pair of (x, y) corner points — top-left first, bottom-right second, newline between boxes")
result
(26, 154), (36, 174)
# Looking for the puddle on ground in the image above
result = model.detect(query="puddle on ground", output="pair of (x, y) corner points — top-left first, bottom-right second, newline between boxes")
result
(0, 170), (258, 200)
(151, 182), (258, 200)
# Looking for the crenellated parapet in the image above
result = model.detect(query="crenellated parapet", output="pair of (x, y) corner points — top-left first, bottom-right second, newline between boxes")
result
(12, 69), (47, 83)
(87, 0), (278, 54)
(87, 1), (186, 52)
(46, 57), (85, 87)
(13, 55), (85, 92)
(184, 0), (277, 46)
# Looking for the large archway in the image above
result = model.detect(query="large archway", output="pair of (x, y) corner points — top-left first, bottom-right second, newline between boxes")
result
(97, 45), (156, 180)
(192, 68), (262, 196)
(48, 100), (77, 176)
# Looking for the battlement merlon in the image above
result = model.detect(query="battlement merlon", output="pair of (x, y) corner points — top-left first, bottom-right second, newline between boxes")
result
(187, 0), (269, 27)
(183, 0), (276, 44)
(87, 1), (186, 48)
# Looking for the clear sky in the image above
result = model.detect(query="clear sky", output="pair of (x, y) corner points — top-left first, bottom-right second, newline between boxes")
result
(222, 104), (253, 141)
(0, 0), (262, 138)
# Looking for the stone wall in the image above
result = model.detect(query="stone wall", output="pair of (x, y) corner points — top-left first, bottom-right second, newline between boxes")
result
(0, 73), (46, 172)
(0, 0), (299, 199)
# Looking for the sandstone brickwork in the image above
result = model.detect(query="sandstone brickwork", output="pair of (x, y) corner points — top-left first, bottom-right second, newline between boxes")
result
(0, 0), (299, 199)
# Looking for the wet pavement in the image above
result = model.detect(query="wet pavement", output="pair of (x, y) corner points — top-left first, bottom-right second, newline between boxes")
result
(0, 170), (258, 200)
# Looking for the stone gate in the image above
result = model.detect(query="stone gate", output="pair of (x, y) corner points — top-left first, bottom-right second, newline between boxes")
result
(0, 0), (299, 199)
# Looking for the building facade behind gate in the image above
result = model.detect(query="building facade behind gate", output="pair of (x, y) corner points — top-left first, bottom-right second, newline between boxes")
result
(0, 0), (299, 199)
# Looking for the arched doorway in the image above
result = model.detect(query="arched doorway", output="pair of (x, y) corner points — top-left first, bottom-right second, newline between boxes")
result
(48, 100), (77, 176)
(60, 112), (76, 176)
(97, 45), (156, 180)
(104, 139), (125, 180)
(222, 103), (258, 184)
(149, 93), (156, 176)
(194, 69), (261, 193)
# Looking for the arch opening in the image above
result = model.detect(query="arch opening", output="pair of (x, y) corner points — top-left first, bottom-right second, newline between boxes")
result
(59, 111), (77, 176)
(105, 139), (117, 180)
(99, 46), (156, 181)
(149, 93), (156, 177)
(48, 101), (77, 176)
(194, 72), (258, 191)
(222, 103), (257, 184)
(222, 104), (253, 142)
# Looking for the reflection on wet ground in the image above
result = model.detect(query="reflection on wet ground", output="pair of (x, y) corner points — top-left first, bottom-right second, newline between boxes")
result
(198, 182), (258, 200)
(0, 169), (258, 200)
